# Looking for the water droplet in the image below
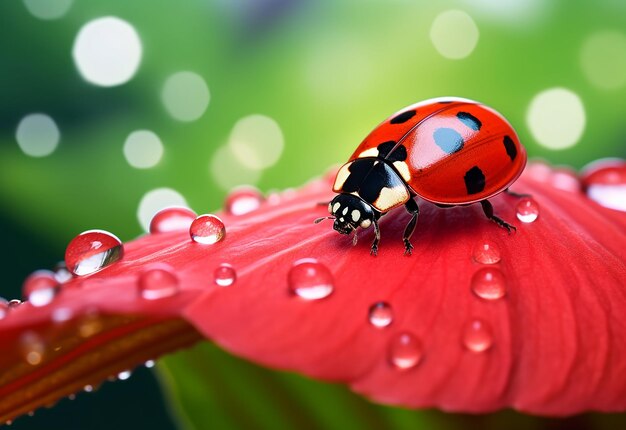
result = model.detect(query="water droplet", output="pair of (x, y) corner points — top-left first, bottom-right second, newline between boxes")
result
(0, 298), (8, 319)
(472, 240), (501, 265)
(21, 331), (45, 365)
(225, 186), (264, 216)
(582, 159), (626, 212)
(52, 307), (74, 323)
(27, 411), (34, 417)
(214, 264), (236, 287)
(288, 258), (334, 300)
(145, 360), (155, 368)
(8, 299), (22, 308)
(117, 370), (132, 380)
(516, 198), (540, 223)
(551, 169), (580, 192)
(65, 230), (123, 276)
(389, 332), (422, 370)
(368, 302), (393, 328)
(54, 261), (73, 283)
(471, 267), (507, 300)
(462, 319), (493, 353)
(84, 385), (94, 393)
(138, 265), (179, 300)
(149, 206), (197, 233)
(68, 394), (76, 400)
(190, 214), (225, 244)
(23, 270), (59, 307)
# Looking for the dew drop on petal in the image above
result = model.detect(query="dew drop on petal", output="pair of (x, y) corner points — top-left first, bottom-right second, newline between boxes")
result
(54, 261), (73, 283)
(138, 265), (179, 300)
(389, 332), (422, 370)
(288, 258), (334, 300)
(65, 230), (123, 276)
(582, 159), (626, 212)
(471, 267), (507, 300)
(472, 240), (501, 264)
(23, 270), (59, 307)
(8, 299), (22, 308)
(52, 307), (73, 323)
(21, 331), (45, 366)
(117, 370), (132, 381)
(516, 197), (540, 223)
(0, 298), (8, 320)
(190, 214), (226, 244)
(462, 319), (494, 353)
(149, 206), (197, 234)
(214, 264), (236, 287)
(368, 302), (393, 328)
(550, 169), (581, 193)
(225, 186), (264, 216)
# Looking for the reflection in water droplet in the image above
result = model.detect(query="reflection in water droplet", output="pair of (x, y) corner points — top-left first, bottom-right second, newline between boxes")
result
(472, 240), (501, 264)
(23, 270), (59, 307)
(139, 265), (179, 300)
(389, 332), (422, 370)
(462, 319), (493, 353)
(149, 206), (197, 234)
(117, 370), (132, 381)
(516, 198), (540, 223)
(65, 230), (123, 276)
(288, 258), (334, 300)
(368, 302), (393, 328)
(0, 298), (8, 319)
(225, 186), (264, 216)
(21, 331), (45, 366)
(190, 214), (226, 244)
(471, 267), (507, 300)
(214, 264), (236, 287)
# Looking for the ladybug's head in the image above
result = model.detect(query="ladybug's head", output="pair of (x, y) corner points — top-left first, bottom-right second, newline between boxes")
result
(326, 194), (375, 235)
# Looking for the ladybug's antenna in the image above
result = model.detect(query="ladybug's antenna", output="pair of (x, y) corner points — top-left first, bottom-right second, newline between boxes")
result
(314, 216), (335, 224)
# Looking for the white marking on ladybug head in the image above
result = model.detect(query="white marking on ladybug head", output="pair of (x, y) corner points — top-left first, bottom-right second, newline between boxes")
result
(357, 147), (379, 158)
(339, 217), (344, 222)
(351, 209), (360, 222)
(332, 202), (341, 213)
(342, 207), (348, 216)
(393, 161), (411, 182)
(360, 219), (372, 229)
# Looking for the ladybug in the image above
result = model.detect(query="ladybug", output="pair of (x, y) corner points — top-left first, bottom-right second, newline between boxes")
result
(317, 97), (528, 255)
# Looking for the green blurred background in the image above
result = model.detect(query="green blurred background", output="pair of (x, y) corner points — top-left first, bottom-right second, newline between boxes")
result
(1, 0), (625, 428)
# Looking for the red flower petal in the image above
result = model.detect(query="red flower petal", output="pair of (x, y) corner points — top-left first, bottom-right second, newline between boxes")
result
(1, 162), (626, 421)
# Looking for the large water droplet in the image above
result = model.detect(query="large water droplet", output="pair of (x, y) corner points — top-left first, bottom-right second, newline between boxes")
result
(190, 214), (226, 244)
(389, 332), (422, 370)
(288, 258), (334, 300)
(23, 270), (59, 307)
(368, 302), (393, 328)
(471, 267), (507, 300)
(138, 265), (179, 300)
(21, 331), (45, 366)
(516, 197), (540, 223)
(65, 230), (123, 276)
(214, 264), (236, 287)
(462, 319), (493, 353)
(149, 206), (197, 233)
(0, 298), (8, 320)
(472, 240), (501, 265)
(582, 159), (626, 212)
(225, 186), (264, 216)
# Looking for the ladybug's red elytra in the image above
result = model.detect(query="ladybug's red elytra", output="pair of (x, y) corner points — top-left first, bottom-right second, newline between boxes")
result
(317, 97), (528, 255)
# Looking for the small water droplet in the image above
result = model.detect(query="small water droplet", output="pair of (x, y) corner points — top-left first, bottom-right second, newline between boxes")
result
(23, 270), (59, 307)
(21, 331), (45, 366)
(471, 267), (507, 300)
(551, 169), (580, 192)
(288, 258), (334, 300)
(27, 411), (34, 417)
(8, 299), (22, 308)
(145, 360), (155, 368)
(138, 265), (179, 300)
(190, 214), (226, 244)
(389, 332), (422, 370)
(149, 206), (197, 233)
(52, 307), (73, 323)
(68, 394), (76, 401)
(65, 230), (123, 276)
(516, 198), (540, 223)
(214, 264), (236, 287)
(225, 186), (264, 216)
(472, 240), (501, 264)
(84, 385), (93, 393)
(462, 319), (493, 353)
(368, 302), (393, 328)
(0, 298), (8, 319)
(54, 261), (73, 283)
(117, 370), (132, 381)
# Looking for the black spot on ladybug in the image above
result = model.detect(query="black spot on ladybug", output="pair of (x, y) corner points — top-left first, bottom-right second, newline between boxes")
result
(464, 166), (486, 195)
(503, 135), (517, 161)
(376, 141), (396, 158)
(377, 142), (407, 162)
(342, 159), (375, 193)
(456, 112), (482, 131)
(390, 110), (416, 124)
(433, 128), (464, 154)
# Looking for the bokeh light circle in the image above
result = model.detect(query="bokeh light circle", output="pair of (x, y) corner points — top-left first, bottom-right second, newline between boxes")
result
(23, 0), (73, 20)
(210, 145), (261, 191)
(137, 188), (189, 233)
(228, 114), (284, 170)
(123, 130), (164, 169)
(72, 16), (142, 87)
(161, 71), (210, 122)
(526, 88), (586, 150)
(580, 30), (626, 90)
(15, 113), (60, 157)
(430, 10), (479, 60)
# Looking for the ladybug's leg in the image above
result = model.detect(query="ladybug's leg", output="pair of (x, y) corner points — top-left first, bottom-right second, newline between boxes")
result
(370, 218), (381, 256)
(402, 198), (420, 256)
(480, 200), (516, 233)
(504, 188), (531, 198)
